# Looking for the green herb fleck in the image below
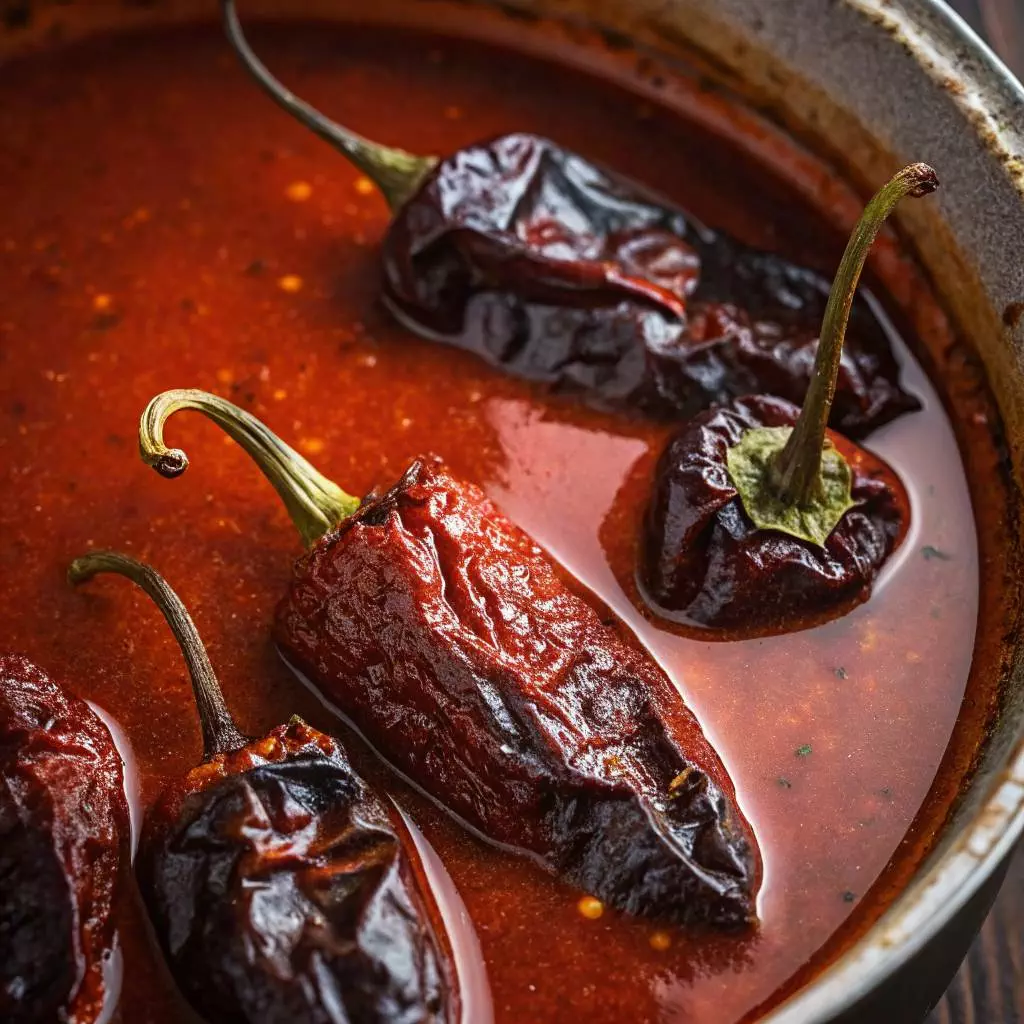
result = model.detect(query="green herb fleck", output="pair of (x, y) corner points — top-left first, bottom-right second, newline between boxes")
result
(91, 311), (121, 331)
(833, 666), (848, 680)
(777, 776), (793, 789)
(842, 890), (857, 903)
(880, 786), (893, 799)
(922, 545), (952, 561)
(795, 743), (813, 758)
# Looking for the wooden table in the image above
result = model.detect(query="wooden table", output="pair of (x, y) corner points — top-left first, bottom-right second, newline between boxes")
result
(948, 0), (1024, 77)
(926, 847), (1022, 1022)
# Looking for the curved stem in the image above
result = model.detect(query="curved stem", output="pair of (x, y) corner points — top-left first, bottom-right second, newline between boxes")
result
(139, 389), (359, 548)
(68, 552), (246, 759)
(772, 162), (939, 505)
(221, 0), (438, 210)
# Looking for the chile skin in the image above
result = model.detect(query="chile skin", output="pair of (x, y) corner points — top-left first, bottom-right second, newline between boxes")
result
(137, 719), (452, 1024)
(382, 133), (918, 436)
(0, 654), (130, 1024)
(274, 457), (761, 927)
(641, 394), (910, 636)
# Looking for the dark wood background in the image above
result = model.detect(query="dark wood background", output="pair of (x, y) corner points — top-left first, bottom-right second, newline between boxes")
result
(925, 849), (1022, 1022)
(948, 0), (1024, 78)
(926, 5), (1021, 1022)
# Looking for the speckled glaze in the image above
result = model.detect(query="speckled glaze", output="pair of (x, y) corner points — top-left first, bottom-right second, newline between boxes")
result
(2, 2), (1023, 1022)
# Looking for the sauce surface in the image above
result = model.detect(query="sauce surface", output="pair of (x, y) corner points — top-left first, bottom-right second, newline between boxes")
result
(0, 19), (986, 1024)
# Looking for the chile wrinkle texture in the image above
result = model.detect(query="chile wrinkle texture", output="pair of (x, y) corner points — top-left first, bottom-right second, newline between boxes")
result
(641, 395), (909, 636)
(137, 718), (453, 1024)
(382, 133), (919, 434)
(274, 457), (761, 926)
(0, 654), (130, 1024)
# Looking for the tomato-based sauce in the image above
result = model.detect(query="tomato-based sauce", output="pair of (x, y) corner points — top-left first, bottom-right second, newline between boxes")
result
(0, 17), (997, 1024)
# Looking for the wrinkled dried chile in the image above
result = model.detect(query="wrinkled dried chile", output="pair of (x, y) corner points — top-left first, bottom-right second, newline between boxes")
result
(382, 133), (918, 434)
(139, 390), (762, 928)
(0, 653), (130, 1024)
(641, 166), (932, 638)
(69, 553), (454, 1024)
(642, 394), (909, 633)
(220, 3), (917, 436)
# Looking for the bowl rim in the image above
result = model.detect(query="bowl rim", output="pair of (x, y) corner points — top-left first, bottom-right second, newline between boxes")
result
(759, 5), (1024, 1018)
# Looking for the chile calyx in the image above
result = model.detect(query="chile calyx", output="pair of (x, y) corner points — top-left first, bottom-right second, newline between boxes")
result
(726, 162), (937, 547)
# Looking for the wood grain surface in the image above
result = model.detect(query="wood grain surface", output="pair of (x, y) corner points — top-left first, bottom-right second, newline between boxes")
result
(947, 0), (1024, 76)
(926, 846), (1022, 1023)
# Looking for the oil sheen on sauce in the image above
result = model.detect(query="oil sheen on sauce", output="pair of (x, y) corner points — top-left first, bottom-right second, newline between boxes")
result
(0, 21), (979, 1024)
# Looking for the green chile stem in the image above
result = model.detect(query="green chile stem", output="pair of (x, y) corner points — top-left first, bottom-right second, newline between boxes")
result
(221, 0), (438, 210)
(139, 389), (359, 548)
(772, 162), (939, 505)
(68, 552), (246, 758)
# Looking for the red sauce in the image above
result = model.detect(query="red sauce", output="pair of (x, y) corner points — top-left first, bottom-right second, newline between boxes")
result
(0, 18), (995, 1024)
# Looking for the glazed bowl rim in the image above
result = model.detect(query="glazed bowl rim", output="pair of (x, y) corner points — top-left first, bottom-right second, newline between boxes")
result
(758, 5), (1024, 1019)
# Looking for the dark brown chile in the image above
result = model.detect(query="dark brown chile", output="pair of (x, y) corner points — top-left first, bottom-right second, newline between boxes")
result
(0, 654), (130, 1024)
(641, 394), (909, 636)
(138, 718), (452, 1024)
(274, 457), (761, 927)
(381, 133), (918, 435)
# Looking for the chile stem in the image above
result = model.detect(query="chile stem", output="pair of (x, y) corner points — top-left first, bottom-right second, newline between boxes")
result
(221, 0), (437, 210)
(772, 162), (939, 505)
(68, 552), (246, 758)
(139, 389), (358, 548)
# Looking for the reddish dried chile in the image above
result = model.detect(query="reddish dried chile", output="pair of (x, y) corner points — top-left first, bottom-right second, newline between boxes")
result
(641, 395), (909, 634)
(0, 654), (129, 1024)
(140, 720), (452, 1024)
(381, 134), (918, 435)
(275, 457), (761, 927)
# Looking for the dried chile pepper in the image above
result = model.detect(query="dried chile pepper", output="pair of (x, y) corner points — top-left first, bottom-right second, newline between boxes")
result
(640, 165), (934, 638)
(69, 552), (454, 1024)
(137, 390), (762, 928)
(0, 653), (130, 1024)
(220, 0), (917, 436)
